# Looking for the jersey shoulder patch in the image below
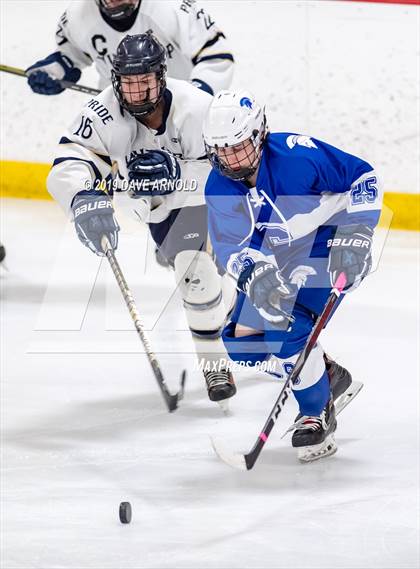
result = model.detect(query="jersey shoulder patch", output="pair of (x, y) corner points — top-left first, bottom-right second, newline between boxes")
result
(286, 134), (318, 150)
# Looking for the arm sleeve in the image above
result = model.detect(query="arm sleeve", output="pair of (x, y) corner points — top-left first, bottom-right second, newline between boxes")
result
(286, 139), (384, 233)
(54, 10), (93, 70)
(171, 2), (234, 94)
(47, 107), (113, 215)
(344, 169), (384, 229)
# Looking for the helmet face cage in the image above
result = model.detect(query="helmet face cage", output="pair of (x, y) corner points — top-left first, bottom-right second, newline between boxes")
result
(98, 0), (139, 20)
(205, 116), (267, 181)
(112, 65), (166, 118)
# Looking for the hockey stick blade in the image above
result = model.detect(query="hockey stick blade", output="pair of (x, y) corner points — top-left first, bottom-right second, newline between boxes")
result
(210, 436), (247, 471)
(167, 370), (187, 412)
(281, 380), (364, 438)
(209, 275), (347, 471)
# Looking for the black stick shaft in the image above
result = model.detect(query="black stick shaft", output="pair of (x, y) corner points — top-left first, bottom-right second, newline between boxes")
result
(244, 273), (347, 470)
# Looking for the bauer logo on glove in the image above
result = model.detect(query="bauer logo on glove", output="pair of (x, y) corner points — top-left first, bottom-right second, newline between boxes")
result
(127, 149), (181, 198)
(73, 199), (113, 218)
(327, 224), (373, 292)
(71, 191), (120, 256)
(239, 261), (296, 329)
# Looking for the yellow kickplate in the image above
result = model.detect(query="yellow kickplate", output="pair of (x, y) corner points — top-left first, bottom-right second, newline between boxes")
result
(380, 192), (420, 231)
(0, 160), (419, 231)
(0, 160), (52, 200)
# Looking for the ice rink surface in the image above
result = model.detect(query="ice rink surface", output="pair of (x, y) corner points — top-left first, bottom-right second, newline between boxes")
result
(1, 198), (419, 569)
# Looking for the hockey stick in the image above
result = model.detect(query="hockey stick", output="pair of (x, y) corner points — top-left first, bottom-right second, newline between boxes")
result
(0, 63), (101, 96)
(211, 272), (348, 471)
(101, 236), (186, 412)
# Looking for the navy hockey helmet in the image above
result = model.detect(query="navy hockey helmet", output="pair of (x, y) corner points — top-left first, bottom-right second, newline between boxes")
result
(96, 0), (140, 21)
(112, 32), (167, 118)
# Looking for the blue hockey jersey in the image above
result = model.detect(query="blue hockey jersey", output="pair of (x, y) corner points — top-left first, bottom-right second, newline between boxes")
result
(205, 132), (383, 278)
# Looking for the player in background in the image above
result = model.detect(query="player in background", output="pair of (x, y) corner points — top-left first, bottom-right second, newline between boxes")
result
(47, 33), (237, 405)
(25, 0), (234, 97)
(203, 91), (383, 462)
(26, 0), (234, 267)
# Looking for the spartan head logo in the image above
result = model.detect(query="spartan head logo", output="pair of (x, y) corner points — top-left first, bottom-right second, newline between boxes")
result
(289, 265), (317, 289)
(240, 97), (253, 109)
(286, 135), (318, 150)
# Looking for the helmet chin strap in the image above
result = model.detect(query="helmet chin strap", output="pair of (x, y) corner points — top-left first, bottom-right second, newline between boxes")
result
(99, 0), (139, 21)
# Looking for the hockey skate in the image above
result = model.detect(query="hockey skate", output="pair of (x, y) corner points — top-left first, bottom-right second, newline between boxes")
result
(324, 353), (352, 399)
(324, 354), (363, 416)
(204, 368), (236, 411)
(283, 355), (363, 438)
(292, 398), (337, 463)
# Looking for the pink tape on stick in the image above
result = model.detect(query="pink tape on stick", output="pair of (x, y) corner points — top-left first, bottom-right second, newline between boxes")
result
(334, 272), (347, 293)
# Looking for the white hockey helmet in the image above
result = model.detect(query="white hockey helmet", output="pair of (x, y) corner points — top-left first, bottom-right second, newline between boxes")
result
(203, 90), (267, 181)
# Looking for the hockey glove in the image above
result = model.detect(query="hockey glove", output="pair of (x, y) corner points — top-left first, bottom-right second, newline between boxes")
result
(127, 150), (181, 198)
(238, 261), (295, 328)
(327, 224), (373, 292)
(71, 191), (120, 256)
(26, 52), (81, 95)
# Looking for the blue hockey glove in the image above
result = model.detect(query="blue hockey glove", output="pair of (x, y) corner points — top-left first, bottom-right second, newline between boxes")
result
(26, 52), (81, 95)
(71, 191), (120, 256)
(327, 224), (373, 292)
(127, 150), (181, 198)
(238, 261), (295, 328)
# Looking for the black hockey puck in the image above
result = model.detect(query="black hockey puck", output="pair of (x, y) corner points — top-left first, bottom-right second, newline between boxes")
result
(119, 501), (132, 524)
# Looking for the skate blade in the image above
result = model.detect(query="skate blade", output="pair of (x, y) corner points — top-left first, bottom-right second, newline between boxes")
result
(216, 398), (230, 414)
(334, 380), (363, 415)
(297, 434), (337, 463)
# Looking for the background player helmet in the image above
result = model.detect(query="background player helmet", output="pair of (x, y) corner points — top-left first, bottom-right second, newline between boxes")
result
(96, 0), (140, 21)
(203, 90), (267, 181)
(112, 32), (167, 118)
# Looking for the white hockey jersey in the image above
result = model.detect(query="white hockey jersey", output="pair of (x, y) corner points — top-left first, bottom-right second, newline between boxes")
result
(55, 0), (234, 93)
(47, 77), (213, 224)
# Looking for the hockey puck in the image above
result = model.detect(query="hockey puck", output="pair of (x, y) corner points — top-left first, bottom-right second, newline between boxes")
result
(119, 501), (132, 524)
